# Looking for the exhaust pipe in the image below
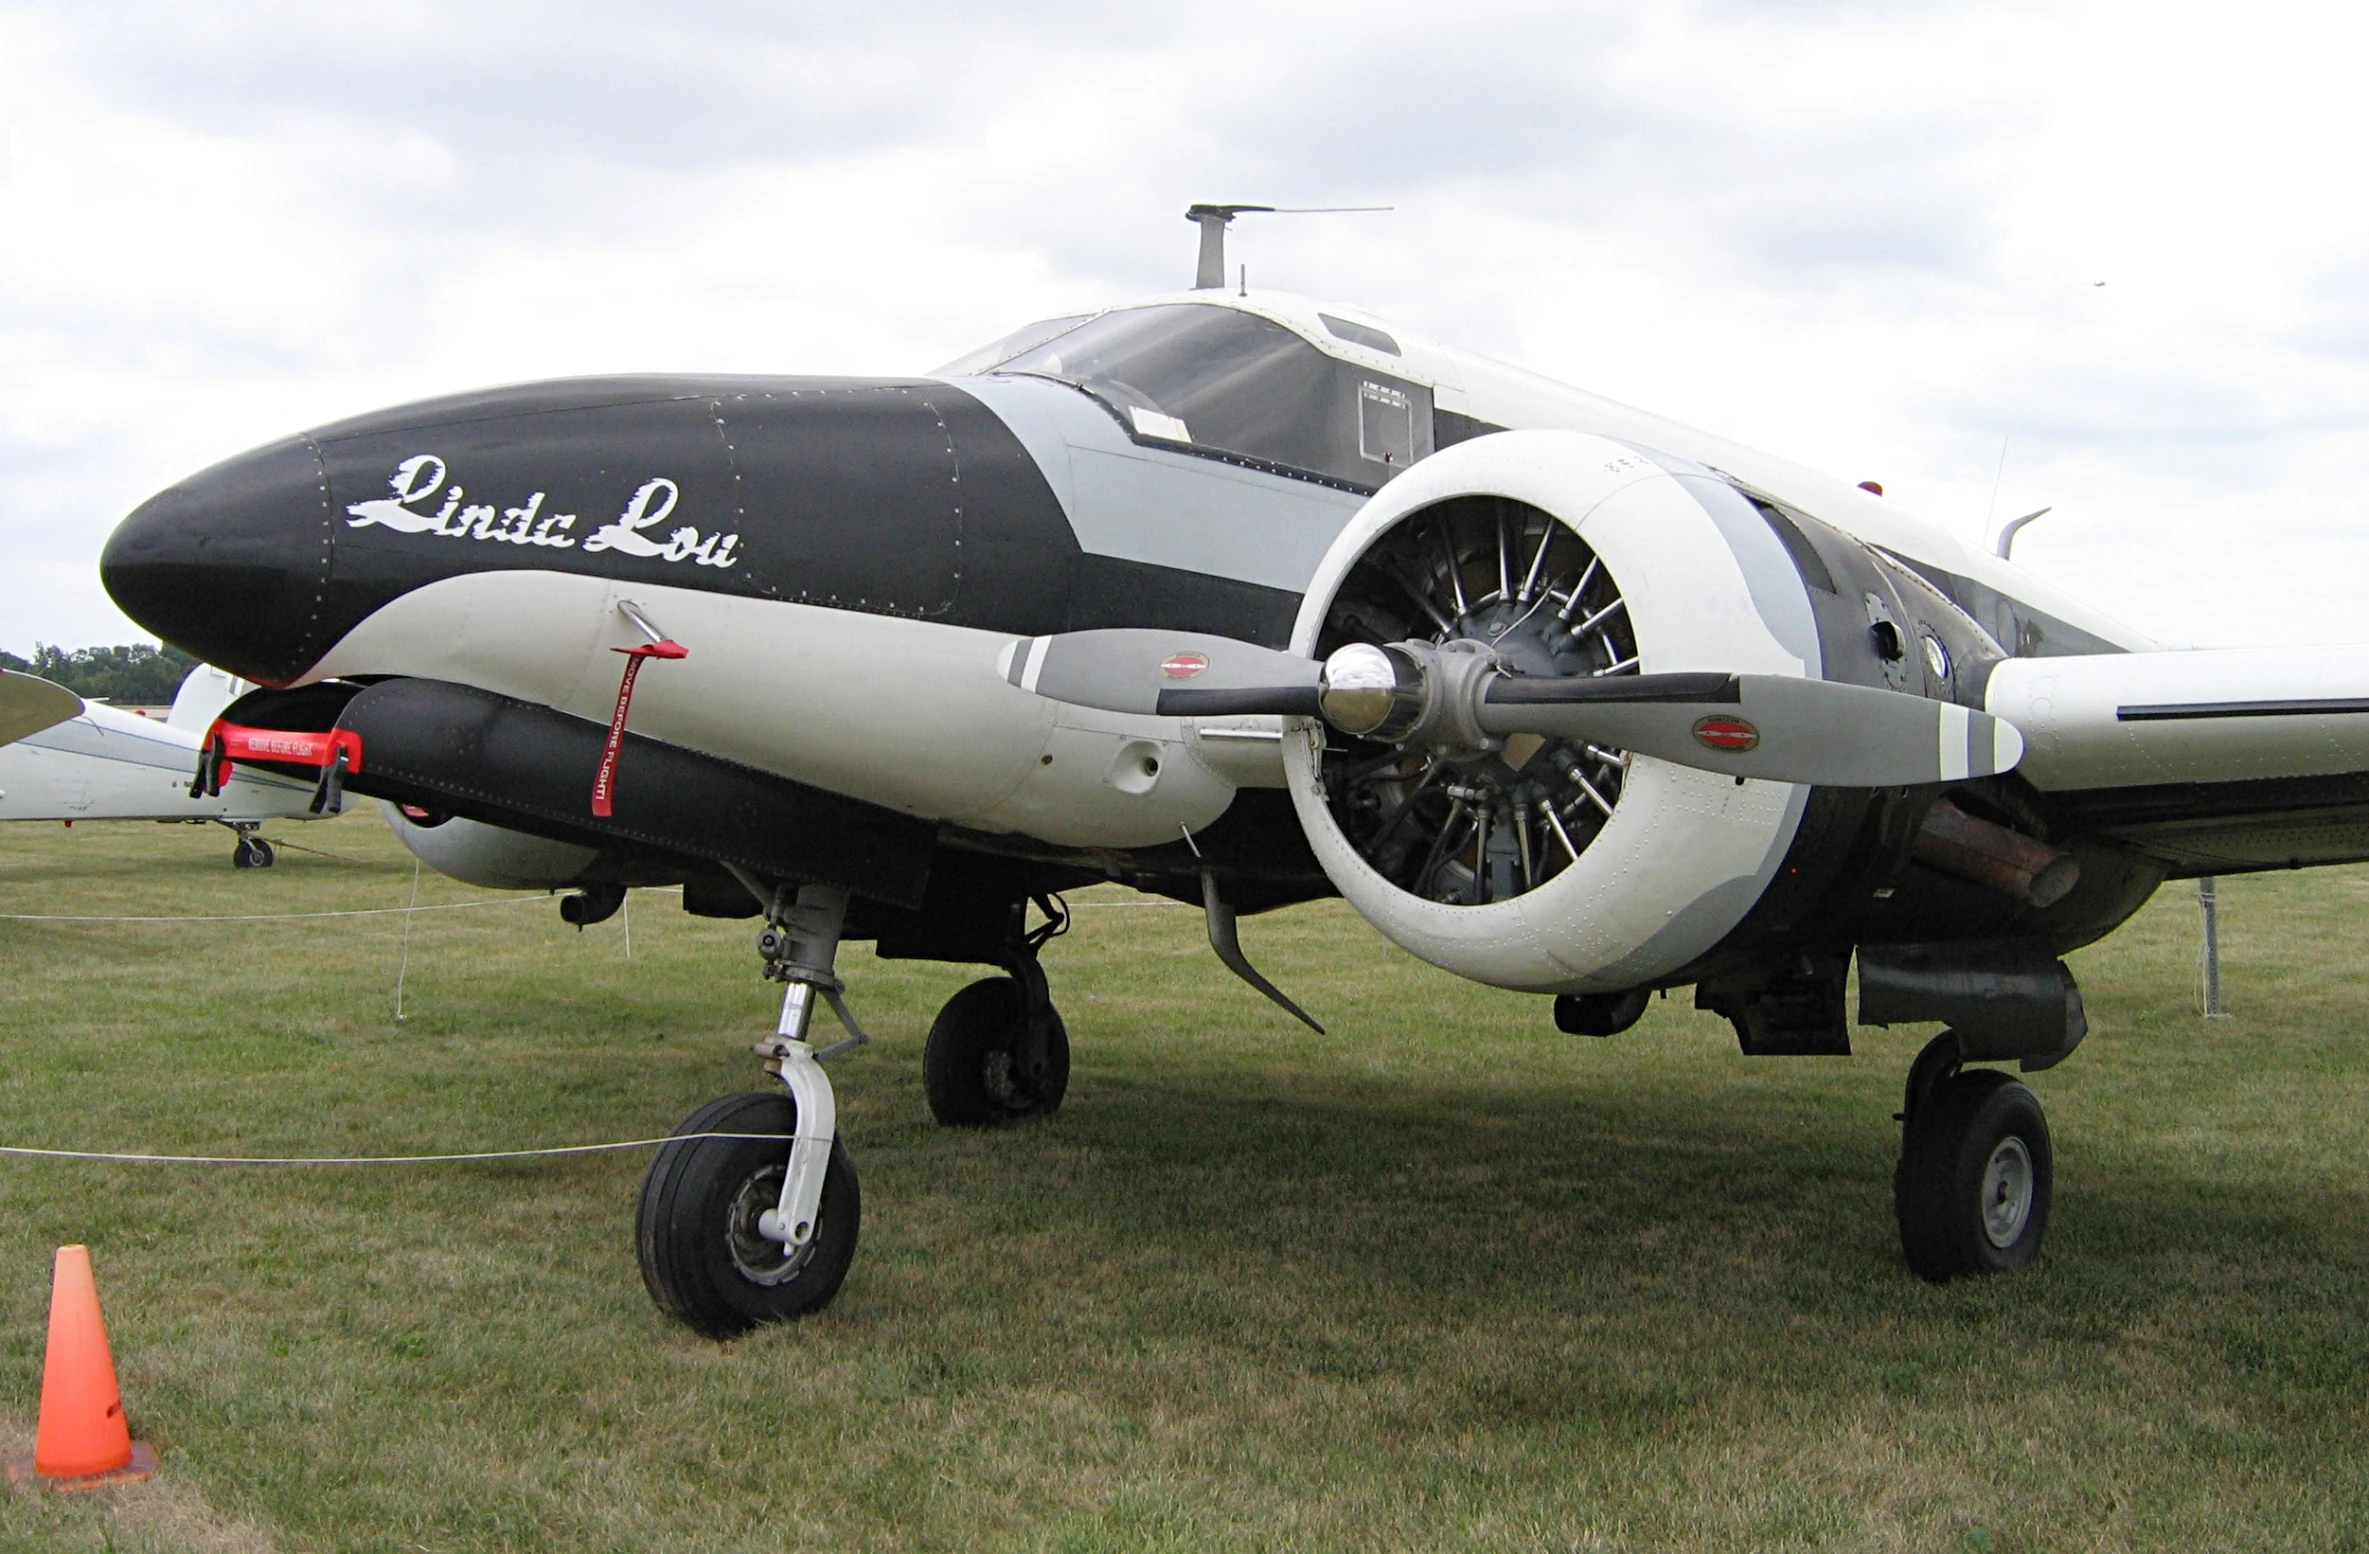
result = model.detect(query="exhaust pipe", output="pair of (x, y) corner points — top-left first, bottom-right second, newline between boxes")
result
(1912, 797), (2080, 908)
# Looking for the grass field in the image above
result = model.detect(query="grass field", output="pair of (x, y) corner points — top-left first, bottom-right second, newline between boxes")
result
(0, 812), (2363, 1552)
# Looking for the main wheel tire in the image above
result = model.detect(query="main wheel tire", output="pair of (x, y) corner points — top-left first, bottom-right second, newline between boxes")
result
(232, 836), (275, 869)
(1895, 1068), (2052, 1282)
(636, 1091), (860, 1339)
(923, 976), (1069, 1127)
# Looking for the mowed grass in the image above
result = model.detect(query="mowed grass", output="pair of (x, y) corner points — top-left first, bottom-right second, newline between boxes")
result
(0, 813), (2363, 1552)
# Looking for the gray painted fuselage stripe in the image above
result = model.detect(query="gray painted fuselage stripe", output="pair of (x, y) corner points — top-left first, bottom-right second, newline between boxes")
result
(1666, 468), (1823, 677)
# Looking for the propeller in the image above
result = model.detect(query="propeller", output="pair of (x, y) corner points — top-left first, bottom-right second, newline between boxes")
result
(1007, 631), (2023, 788)
(0, 670), (84, 748)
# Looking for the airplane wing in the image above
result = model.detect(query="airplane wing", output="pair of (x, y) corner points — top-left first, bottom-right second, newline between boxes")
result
(0, 669), (84, 748)
(1989, 646), (2369, 875)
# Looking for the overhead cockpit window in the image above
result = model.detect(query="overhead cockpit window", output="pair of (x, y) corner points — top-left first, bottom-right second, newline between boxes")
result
(992, 303), (1433, 491)
(927, 314), (1091, 379)
(1320, 313), (1401, 356)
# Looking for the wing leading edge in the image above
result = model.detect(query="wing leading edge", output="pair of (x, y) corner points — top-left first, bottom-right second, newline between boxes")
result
(1990, 646), (2369, 875)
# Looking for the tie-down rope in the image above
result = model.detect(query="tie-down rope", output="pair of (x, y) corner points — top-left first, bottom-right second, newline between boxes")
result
(0, 896), (542, 924)
(0, 1133), (793, 1167)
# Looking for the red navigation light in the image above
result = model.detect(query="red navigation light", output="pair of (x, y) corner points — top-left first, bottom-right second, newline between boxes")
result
(1160, 651), (1210, 679)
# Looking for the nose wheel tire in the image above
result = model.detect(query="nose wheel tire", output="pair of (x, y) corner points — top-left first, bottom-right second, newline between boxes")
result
(232, 836), (275, 869)
(923, 976), (1070, 1127)
(1894, 1067), (2052, 1281)
(636, 1091), (860, 1339)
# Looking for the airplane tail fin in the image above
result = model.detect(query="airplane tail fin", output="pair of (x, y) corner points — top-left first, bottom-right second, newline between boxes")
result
(165, 662), (252, 733)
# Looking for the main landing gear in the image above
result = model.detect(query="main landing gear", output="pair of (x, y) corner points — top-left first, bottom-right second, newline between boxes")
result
(639, 883), (867, 1338)
(923, 898), (1071, 1126)
(1893, 1031), (2053, 1280)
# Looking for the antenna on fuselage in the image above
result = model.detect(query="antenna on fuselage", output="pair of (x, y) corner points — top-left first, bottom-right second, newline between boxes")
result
(1995, 507), (2053, 560)
(1186, 203), (1393, 289)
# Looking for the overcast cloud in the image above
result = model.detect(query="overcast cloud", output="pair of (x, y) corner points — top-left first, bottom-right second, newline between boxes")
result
(5, 0), (2367, 654)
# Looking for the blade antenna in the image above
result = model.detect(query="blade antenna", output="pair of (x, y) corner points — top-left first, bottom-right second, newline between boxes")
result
(1200, 873), (1325, 1033)
(1995, 507), (2052, 560)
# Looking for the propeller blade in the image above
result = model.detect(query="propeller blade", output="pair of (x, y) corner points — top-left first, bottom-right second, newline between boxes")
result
(0, 670), (84, 748)
(1480, 673), (2024, 787)
(1005, 630), (1321, 717)
(1016, 627), (2022, 788)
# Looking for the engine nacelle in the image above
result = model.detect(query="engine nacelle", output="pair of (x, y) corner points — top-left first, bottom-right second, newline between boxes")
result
(1282, 430), (1827, 994)
(378, 800), (603, 890)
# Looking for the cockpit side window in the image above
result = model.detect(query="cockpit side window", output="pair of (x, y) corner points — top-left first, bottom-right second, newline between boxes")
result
(992, 303), (1434, 491)
(928, 314), (1092, 379)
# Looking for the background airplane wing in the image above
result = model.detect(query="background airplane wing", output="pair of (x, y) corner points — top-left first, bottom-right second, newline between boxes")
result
(0, 669), (85, 748)
(1990, 646), (2369, 875)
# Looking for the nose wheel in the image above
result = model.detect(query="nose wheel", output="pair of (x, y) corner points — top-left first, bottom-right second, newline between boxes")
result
(636, 1091), (861, 1338)
(1893, 1032), (2054, 1280)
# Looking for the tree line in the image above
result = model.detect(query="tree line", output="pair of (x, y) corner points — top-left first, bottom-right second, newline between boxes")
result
(1, 644), (200, 705)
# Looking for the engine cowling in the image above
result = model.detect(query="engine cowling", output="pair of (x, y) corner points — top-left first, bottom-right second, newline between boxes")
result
(1281, 430), (1827, 994)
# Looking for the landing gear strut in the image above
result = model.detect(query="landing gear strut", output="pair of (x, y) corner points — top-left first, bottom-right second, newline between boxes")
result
(922, 896), (1071, 1127)
(638, 882), (865, 1337)
(1893, 1031), (2053, 1281)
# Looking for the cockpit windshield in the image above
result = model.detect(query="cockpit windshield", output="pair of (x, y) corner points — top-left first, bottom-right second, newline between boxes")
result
(989, 303), (1433, 491)
(927, 314), (1091, 379)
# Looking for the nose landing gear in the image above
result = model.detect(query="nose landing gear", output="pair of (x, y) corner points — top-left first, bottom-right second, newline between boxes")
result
(1892, 1031), (2054, 1281)
(638, 882), (867, 1338)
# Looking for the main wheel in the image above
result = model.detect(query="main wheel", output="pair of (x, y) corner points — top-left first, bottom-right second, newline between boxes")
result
(636, 1091), (860, 1338)
(232, 836), (275, 869)
(923, 976), (1069, 1127)
(1895, 1068), (2052, 1282)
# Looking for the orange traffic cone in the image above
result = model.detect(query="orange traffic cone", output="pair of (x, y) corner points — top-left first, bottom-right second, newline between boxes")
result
(5, 1246), (156, 1491)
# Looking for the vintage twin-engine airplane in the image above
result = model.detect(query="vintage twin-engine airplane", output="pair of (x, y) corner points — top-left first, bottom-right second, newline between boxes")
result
(95, 209), (2369, 1336)
(0, 661), (323, 863)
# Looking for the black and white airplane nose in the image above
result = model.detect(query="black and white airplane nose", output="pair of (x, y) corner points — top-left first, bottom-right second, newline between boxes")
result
(101, 434), (334, 687)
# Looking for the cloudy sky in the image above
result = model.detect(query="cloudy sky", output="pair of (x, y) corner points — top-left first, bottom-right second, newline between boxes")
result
(4, 0), (2365, 656)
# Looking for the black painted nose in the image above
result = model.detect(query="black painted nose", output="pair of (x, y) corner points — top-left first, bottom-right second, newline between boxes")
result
(101, 434), (334, 687)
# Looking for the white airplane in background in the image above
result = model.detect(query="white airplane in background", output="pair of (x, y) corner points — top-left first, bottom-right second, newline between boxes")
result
(0, 661), (326, 865)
